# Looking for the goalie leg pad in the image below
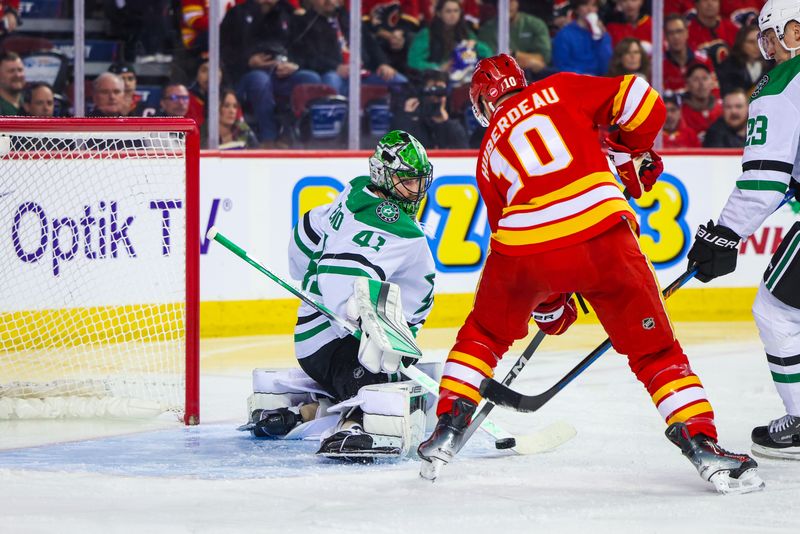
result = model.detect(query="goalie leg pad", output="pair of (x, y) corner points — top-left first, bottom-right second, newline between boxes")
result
(317, 381), (430, 460)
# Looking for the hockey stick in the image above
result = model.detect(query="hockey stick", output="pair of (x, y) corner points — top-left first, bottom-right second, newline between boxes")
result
(479, 188), (798, 412)
(457, 329), (577, 455)
(479, 268), (697, 412)
(206, 227), (518, 444)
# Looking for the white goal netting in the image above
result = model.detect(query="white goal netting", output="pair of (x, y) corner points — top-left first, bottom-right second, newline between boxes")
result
(0, 127), (196, 422)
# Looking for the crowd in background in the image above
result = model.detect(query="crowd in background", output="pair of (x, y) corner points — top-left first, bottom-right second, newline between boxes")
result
(0, 0), (772, 149)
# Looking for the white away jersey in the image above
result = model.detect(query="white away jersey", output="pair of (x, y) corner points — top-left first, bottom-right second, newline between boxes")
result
(288, 176), (436, 359)
(718, 55), (800, 238)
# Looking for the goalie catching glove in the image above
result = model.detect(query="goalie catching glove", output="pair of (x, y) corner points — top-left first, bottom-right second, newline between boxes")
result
(532, 294), (577, 335)
(606, 134), (663, 199)
(687, 220), (741, 283)
(346, 277), (422, 374)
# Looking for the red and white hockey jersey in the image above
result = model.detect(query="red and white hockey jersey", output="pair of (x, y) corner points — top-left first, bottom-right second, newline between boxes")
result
(476, 72), (665, 256)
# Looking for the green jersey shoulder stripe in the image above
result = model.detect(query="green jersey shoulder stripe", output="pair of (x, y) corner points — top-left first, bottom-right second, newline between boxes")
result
(345, 176), (425, 239)
(751, 54), (800, 101)
(293, 224), (313, 259)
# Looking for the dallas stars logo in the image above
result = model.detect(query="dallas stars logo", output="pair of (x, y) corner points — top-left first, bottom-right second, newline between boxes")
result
(376, 200), (400, 223)
(751, 74), (769, 99)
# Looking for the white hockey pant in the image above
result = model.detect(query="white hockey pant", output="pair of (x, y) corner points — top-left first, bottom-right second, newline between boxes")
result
(753, 282), (800, 416)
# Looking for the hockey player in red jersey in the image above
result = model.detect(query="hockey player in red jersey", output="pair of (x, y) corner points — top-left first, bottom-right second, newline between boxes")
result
(417, 54), (764, 495)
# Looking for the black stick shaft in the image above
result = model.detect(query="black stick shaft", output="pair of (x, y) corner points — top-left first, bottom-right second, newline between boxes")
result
(480, 268), (697, 412)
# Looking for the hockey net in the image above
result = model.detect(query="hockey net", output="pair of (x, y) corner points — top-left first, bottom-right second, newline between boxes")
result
(0, 119), (199, 424)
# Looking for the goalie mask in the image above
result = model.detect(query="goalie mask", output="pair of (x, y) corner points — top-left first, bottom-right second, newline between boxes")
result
(758, 0), (800, 59)
(369, 130), (433, 217)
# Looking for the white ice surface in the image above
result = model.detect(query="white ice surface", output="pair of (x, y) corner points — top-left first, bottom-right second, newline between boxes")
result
(1, 336), (800, 533)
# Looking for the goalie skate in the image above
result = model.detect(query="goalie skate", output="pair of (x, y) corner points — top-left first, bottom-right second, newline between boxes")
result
(316, 425), (402, 463)
(666, 422), (765, 495)
(418, 398), (476, 481)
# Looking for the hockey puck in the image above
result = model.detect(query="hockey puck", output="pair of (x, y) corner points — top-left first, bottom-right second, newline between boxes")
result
(495, 437), (516, 450)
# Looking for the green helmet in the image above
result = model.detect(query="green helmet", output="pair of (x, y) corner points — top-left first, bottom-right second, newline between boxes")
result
(368, 130), (433, 216)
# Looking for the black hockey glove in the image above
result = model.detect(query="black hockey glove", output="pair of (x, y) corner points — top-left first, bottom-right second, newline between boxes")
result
(687, 220), (741, 283)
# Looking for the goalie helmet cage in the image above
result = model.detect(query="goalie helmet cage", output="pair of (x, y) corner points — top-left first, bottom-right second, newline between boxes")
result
(0, 118), (200, 425)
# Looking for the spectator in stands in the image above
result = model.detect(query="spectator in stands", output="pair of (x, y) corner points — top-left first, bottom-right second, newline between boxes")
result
(662, 94), (700, 149)
(390, 69), (468, 149)
(222, 0), (320, 145)
(203, 89), (258, 149)
(687, 0), (738, 68)
(408, 0), (491, 84)
(290, 0), (408, 95)
(605, 0), (652, 52)
(0, 0), (19, 39)
(109, 62), (146, 117)
(180, 0), (240, 75)
(0, 51), (23, 115)
(89, 73), (126, 117)
(21, 82), (55, 118)
(551, 0), (573, 31)
(702, 88), (748, 148)
(664, 0), (694, 16)
(419, 0), (480, 29)
(363, 0), (422, 75)
(478, 0), (552, 80)
(721, 0), (761, 28)
(157, 83), (191, 117)
(662, 13), (715, 97)
(681, 63), (722, 142)
(715, 24), (770, 96)
(187, 60), (212, 128)
(105, 1), (174, 64)
(552, 0), (613, 76)
(607, 37), (649, 80)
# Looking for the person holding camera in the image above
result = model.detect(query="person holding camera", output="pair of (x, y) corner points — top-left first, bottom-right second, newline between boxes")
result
(0, 1), (20, 39)
(389, 70), (468, 149)
(222, 0), (321, 147)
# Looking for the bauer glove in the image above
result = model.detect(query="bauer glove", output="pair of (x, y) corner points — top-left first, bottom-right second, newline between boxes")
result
(532, 294), (577, 336)
(687, 220), (741, 283)
(606, 136), (663, 199)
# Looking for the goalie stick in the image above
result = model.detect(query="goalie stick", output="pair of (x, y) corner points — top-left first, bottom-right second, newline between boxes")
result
(480, 188), (798, 412)
(207, 227), (527, 448)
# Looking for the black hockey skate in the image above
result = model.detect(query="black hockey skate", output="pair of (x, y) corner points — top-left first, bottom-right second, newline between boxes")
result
(237, 408), (300, 438)
(418, 398), (477, 481)
(316, 424), (401, 464)
(751, 414), (800, 460)
(666, 422), (765, 495)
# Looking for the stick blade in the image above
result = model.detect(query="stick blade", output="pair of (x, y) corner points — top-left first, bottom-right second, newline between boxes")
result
(511, 421), (577, 455)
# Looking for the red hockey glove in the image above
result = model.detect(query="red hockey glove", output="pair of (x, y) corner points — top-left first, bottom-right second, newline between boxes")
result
(606, 137), (663, 199)
(532, 294), (577, 336)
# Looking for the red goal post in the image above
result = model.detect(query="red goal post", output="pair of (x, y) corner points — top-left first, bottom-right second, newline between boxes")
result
(0, 118), (200, 425)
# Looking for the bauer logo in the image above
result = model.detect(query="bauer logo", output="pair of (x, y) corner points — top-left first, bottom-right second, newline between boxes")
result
(10, 199), (184, 276)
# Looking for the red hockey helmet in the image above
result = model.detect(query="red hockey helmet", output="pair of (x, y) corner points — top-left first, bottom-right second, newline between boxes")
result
(469, 54), (526, 127)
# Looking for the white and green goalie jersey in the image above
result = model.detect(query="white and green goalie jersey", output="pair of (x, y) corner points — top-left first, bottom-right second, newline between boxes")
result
(718, 55), (800, 237)
(288, 176), (436, 359)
